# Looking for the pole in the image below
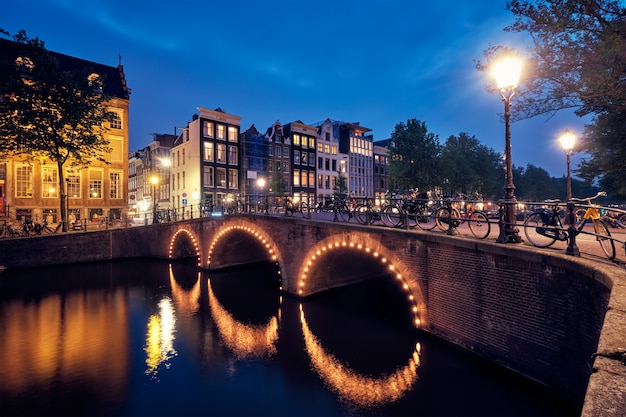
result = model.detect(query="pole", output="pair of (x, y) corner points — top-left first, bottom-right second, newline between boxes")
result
(497, 93), (522, 243)
(152, 183), (157, 224)
(566, 152), (572, 201)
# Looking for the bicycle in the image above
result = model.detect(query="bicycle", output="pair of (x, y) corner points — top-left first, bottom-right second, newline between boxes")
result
(353, 197), (384, 226)
(284, 196), (310, 218)
(434, 199), (491, 239)
(523, 191), (615, 260)
(384, 191), (438, 230)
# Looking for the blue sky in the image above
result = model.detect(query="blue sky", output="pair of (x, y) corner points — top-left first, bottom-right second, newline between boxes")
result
(3, 0), (586, 177)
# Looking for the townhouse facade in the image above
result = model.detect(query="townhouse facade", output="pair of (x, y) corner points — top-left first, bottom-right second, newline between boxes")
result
(0, 38), (131, 224)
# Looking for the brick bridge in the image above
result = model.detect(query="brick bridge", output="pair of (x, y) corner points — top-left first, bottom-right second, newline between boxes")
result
(0, 213), (624, 414)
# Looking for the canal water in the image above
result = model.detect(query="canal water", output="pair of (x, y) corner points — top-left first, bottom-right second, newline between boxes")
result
(0, 259), (579, 416)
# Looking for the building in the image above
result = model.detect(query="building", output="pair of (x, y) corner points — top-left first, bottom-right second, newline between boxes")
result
(128, 133), (175, 220)
(333, 121), (373, 199)
(0, 38), (131, 224)
(170, 107), (242, 214)
(314, 119), (348, 199)
(263, 120), (291, 196)
(373, 139), (391, 206)
(282, 120), (318, 203)
(240, 124), (267, 200)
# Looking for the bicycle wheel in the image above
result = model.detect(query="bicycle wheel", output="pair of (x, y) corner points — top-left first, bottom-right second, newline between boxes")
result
(300, 202), (310, 218)
(417, 205), (438, 230)
(523, 212), (558, 248)
(284, 203), (294, 216)
(354, 204), (368, 225)
(617, 213), (626, 229)
(594, 220), (616, 260)
(435, 207), (459, 231)
(382, 205), (402, 227)
(468, 211), (490, 239)
(337, 203), (351, 222)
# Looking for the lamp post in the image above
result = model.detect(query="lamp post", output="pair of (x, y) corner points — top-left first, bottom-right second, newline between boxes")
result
(256, 177), (266, 213)
(492, 55), (523, 243)
(151, 176), (159, 224)
(559, 129), (575, 201)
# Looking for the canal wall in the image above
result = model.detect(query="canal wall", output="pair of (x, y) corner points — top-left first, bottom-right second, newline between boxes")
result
(0, 219), (623, 415)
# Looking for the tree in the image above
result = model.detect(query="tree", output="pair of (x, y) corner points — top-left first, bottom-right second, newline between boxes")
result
(388, 119), (441, 193)
(439, 132), (503, 199)
(0, 30), (114, 230)
(333, 169), (348, 196)
(269, 162), (288, 195)
(477, 0), (626, 198)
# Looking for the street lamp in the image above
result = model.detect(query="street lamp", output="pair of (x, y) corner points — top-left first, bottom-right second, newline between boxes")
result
(256, 177), (266, 213)
(151, 176), (159, 224)
(559, 129), (575, 201)
(492, 55), (523, 243)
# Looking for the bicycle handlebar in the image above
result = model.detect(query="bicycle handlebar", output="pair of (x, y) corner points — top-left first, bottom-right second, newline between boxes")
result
(569, 191), (607, 204)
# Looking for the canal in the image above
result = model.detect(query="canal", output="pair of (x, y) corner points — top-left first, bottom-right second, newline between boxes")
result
(0, 258), (579, 416)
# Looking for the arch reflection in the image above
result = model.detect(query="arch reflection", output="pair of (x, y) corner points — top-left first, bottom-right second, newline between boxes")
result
(299, 304), (420, 407)
(208, 279), (279, 359)
(144, 297), (177, 377)
(168, 264), (201, 316)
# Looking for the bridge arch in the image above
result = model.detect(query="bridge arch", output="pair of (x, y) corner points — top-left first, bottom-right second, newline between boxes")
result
(207, 220), (283, 290)
(296, 232), (427, 329)
(167, 227), (202, 266)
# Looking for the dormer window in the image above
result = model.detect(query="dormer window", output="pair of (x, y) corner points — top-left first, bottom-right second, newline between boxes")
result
(88, 73), (103, 92)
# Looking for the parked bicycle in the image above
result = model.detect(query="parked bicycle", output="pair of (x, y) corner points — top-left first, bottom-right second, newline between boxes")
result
(523, 192), (615, 260)
(434, 198), (491, 239)
(284, 196), (310, 218)
(382, 190), (438, 229)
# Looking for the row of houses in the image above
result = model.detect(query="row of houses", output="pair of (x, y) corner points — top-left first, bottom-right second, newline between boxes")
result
(0, 38), (390, 224)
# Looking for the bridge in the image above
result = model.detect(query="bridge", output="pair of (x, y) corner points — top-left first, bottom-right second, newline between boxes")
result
(0, 212), (624, 414)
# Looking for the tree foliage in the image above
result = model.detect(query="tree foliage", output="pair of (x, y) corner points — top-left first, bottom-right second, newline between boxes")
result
(0, 30), (114, 229)
(439, 132), (503, 199)
(388, 119), (441, 193)
(477, 0), (626, 198)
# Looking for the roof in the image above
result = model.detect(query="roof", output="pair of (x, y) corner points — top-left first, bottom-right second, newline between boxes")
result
(0, 37), (130, 100)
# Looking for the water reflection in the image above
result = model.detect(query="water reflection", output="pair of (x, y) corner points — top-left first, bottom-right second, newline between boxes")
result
(145, 297), (178, 377)
(208, 278), (280, 359)
(169, 264), (201, 316)
(299, 304), (420, 407)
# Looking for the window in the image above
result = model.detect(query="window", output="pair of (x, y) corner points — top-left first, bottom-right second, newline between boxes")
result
(228, 146), (238, 165)
(325, 175), (330, 189)
(324, 144), (330, 154)
(110, 171), (122, 199)
(301, 152), (307, 164)
(109, 136), (123, 162)
(203, 142), (214, 162)
(203, 121), (214, 137)
(301, 171), (308, 187)
(109, 109), (123, 129)
(217, 144), (226, 163)
(293, 134), (300, 146)
(15, 164), (32, 198)
(293, 170), (300, 186)
(332, 159), (337, 171)
(308, 153), (315, 167)
(88, 169), (103, 199)
(331, 145), (337, 155)
(217, 168), (227, 187)
(325, 158), (330, 170)
(309, 171), (315, 188)
(282, 161), (289, 173)
(182, 171), (186, 188)
(318, 143), (323, 153)
(294, 150), (300, 165)
(283, 147), (289, 158)
(228, 126), (238, 142)
(228, 169), (238, 188)
(182, 149), (185, 165)
(318, 174), (323, 188)
(217, 125), (226, 140)
(67, 171), (81, 198)
(203, 166), (214, 187)
(42, 166), (58, 198)
(318, 157), (323, 169)
(275, 146), (281, 157)
(309, 137), (315, 148)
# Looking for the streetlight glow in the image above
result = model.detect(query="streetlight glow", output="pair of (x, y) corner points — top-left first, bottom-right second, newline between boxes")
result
(491, 56), (522, 90)
(560, 129), (576, 201)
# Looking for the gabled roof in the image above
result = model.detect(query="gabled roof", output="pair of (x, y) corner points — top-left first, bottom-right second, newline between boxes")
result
(0, 37), (130, 100)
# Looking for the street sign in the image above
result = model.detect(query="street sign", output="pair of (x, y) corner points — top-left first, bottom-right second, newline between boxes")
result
(182, 199), (187, 205)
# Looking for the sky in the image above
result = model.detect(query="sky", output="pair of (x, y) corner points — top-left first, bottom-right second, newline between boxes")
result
(2, 0), (587, 178)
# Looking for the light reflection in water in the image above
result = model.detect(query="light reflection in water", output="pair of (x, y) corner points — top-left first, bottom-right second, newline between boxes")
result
(169, 265), (201, 316)
(299, 304), (420, 407)
(145, 297), (177, 377)
(207, 278), (279, 359)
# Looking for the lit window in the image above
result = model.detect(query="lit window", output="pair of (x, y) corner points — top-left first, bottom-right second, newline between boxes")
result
(228, 126), (238, 142)
(42, 166), (58, 198)
(318, 143), (323, 153)
(228, 169), (238, 188)
(16, 164), (33, 198)
(293, 169), (300, 186)
(109, 136), (123, 162)
(293, 134), (300, 146)
(302, 171), (308, 187)
(66, 171), (81, 198)
(109, 109), (122, 129)
(331, 145), (337, 155)
(217, 168), (226, 187)
(324, 144), (330, 154)
(203, 142), (214, 162)
(309, 171), (315, 188)
(89, 169), (103, 198)
(309, 137), (315, 148)
(217, 125), (225, 140)
(217, 144), (226, 163)
(110, 171), (122, 199)
(203, 166), (214, 187)
(204, 121), (214, 137)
